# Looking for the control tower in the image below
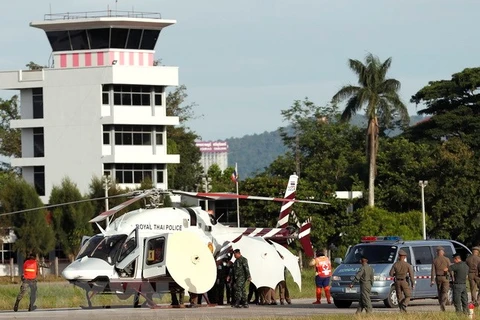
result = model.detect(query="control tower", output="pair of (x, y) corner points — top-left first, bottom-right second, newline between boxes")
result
(0, 11), (180, 202)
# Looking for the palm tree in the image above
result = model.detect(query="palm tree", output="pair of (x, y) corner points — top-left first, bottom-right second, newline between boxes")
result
(331, 53), (408, 207)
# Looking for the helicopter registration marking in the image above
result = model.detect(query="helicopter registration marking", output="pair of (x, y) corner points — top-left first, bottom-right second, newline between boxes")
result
(136, 224), (183, 231)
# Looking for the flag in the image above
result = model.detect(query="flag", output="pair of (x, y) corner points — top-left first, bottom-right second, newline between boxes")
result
(231, 164), (239, 183)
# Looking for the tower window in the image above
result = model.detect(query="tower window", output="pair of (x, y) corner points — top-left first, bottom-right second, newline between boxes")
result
(34, 166), (45, 196)
(33, 128), (44, 157)
(33, 88), (44, 119)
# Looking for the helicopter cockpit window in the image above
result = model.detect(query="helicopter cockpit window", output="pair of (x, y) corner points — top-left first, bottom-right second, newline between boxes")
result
(118, 237), (136, 262)
(146, 237), (165, 265)
(76, 234), (127, 265)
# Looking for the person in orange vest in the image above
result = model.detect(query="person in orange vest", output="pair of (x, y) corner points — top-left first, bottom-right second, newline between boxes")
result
(14, 254), (39, 312)
(309, 248), (332, 304)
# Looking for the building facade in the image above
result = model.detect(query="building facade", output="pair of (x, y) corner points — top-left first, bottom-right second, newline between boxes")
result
(0, 11), (180, 202)
(195, 140), (228, 172)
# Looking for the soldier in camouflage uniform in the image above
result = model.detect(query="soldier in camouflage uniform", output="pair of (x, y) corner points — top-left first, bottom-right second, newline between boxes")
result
(227, 249), (251, 308)
(350, 256), (374, 314)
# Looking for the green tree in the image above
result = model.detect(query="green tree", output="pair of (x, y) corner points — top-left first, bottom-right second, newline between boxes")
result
(0, 95), (21, 158)
(375, 137), (435, 212)
(408, 67), (480, 149)
(0, 176), (55, 256)
(425, 138), (480, 245)
(166, 85), (203, 190)
(331, 53), (409, 207)
(49, 178), (95, 261)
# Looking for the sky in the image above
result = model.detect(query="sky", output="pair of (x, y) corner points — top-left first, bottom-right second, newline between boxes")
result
(1, 0), (479, 141)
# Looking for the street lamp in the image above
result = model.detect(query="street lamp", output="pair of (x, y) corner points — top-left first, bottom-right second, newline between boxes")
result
(419, 180), (428, 240)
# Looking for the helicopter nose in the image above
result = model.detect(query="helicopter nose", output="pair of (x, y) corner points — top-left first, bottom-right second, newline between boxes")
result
(62, 258), (114, 281)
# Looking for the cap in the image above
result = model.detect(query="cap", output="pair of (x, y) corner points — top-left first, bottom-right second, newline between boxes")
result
(436, 246), (445, 251)
(398, 249), (407, 256)
(472, 247), (480, 252)
(233, 249), (240, 254)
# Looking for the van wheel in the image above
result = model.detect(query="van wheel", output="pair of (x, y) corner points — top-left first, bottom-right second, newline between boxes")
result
(446, 287), (453, 305)
(384, 287), (398, 308)
(333, 300), (352, 308)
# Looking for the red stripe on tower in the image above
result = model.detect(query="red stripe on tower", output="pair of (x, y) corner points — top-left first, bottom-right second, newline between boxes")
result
(119, 51), (125, 65)
(85, 52), (92, 67)
(60, 54), (67, 68)
(72, 53), (79, 67)
(129, 52), (134, 65)
(97, 52), (104, 66)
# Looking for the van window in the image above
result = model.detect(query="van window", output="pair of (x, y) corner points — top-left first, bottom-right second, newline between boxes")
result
(399, 247), (412, 264)
(412, 246), (433, 265)
(440, 246), (454, 259)
(343, 245), (397, 264)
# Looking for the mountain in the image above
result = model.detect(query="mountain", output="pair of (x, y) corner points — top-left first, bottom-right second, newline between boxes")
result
(226, 130), (287, 179)
(227, 115), (428, 178)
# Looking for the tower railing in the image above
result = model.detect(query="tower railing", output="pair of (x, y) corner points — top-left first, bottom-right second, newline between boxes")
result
(44, 10), (162, 21)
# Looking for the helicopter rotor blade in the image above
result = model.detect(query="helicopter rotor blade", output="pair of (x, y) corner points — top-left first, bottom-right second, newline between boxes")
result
(89, 192), (149, 223)
(0, 193), (135, 217)
(171, 191), (329, 205)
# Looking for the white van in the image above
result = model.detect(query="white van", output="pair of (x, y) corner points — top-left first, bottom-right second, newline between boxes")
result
(330, 236), (471, 308)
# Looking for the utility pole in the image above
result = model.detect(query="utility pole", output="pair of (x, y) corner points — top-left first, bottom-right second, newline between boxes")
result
(419, 180), (428, 240)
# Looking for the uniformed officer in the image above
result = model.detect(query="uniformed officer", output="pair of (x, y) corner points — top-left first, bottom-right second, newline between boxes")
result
(430, 246), (451, 311)
(448, 253), (469, 314)
(389, 249), (414, 312)
(466, 246), (480, 306)
(350, 256), (374, 314)
(227, 249), (251, 308)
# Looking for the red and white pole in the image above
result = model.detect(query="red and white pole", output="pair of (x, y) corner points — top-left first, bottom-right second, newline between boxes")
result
(469, 302), (475, 319)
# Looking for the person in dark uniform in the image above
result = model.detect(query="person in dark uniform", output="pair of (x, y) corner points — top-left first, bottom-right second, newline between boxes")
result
(466, 247), (480, 306)
(448, 253), (469, 314)
(227, 249), (251, 308)
(430, 246), (451, 311)
(350, 256), (374, 314)
(169, 283), (185, 307)
(248, 282), (258, 305)
(389, 249), (414, 312)
(214, 259), (229, 305)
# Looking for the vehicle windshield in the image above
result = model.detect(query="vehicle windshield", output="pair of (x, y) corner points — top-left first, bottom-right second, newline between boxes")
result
(76, 234), (127, 264)
(343, 245), (398, 264)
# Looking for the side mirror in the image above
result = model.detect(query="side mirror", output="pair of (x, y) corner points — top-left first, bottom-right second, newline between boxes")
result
(334, 257), (343, 264)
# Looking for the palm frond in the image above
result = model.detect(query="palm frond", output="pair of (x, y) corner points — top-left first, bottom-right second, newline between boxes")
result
(341, 96), (361, 122)
(348, 59), (367, 85)
(331, 85), (361, 104)
(379, 57), (393, 80)
(379, 78), (401, 93)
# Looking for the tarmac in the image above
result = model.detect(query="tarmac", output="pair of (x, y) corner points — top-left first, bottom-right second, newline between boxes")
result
(0, 298), (458, 319)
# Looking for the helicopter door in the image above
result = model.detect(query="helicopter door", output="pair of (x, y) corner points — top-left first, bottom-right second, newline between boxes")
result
(142, 235), (167, 279)
(115, 229), (140, 277)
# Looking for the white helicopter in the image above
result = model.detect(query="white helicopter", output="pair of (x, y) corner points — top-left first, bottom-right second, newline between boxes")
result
(56, 174), (327, 307)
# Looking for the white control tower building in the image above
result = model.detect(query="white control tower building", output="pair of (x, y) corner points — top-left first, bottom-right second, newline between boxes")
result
(0, 11), (180, 202)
